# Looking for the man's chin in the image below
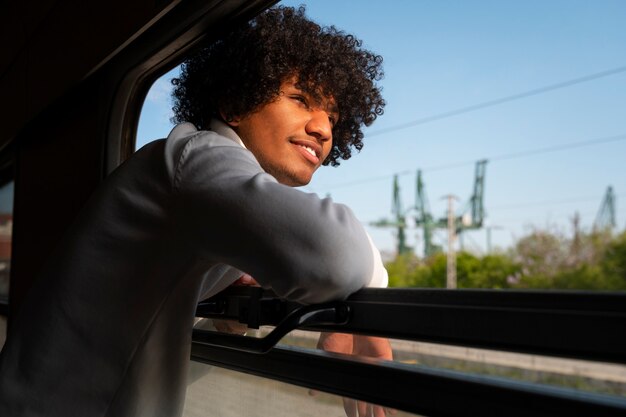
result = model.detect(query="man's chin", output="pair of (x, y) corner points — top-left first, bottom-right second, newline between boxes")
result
(277, 173), (312, 187)
(268, 167), (313, 187)
(284, 177), (311, 187)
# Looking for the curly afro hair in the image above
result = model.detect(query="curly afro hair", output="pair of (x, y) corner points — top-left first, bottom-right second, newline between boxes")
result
(171, 5), (385, 166)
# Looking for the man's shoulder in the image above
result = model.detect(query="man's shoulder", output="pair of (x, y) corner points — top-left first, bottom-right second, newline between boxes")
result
(166, 122), (243, 154)
(164, 122), (261, 185)
(167, 122), (198, 140)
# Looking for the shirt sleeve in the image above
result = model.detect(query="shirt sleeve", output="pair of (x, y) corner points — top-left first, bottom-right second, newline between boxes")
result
(167, 129), (384, 304)
(365, 232), (388, 288)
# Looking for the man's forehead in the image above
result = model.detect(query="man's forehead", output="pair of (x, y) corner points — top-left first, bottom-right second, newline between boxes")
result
(307, 89), (339, 115)
(287, 77), (338, 112)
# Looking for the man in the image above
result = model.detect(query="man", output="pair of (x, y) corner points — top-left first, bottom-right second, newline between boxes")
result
(0, 6), (389, 417)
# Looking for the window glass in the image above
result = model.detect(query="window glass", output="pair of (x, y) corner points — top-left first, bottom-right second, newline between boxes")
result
(136, 67), (180, 151)
(186, 328), (625, 416)
(184, 356), (422, 417)
(389, 340), (626, 397)
(275, 330), (626, 398)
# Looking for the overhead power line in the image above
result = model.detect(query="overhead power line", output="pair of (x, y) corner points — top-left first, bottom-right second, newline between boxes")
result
(425, 133), (626, 172)
(367, 65), (626, 137)
(316, 169), (413, 190)
(320, 132), (626, 190)
(489, 193), (625, 211)
(489, 208), (626, 227)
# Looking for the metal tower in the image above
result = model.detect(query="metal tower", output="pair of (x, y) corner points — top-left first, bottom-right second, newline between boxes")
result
(373, 160), (487, 258)
(370, 175), (412, 255)
(414, 170), (440, 257)
(594, 186), (616, 231)
(468, 159), (488, 229)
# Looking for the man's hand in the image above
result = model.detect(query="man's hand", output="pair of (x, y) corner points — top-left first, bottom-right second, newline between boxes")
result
(213, 274), (259, 334)
(315, 332), (395, 417)
(230, 273), (258, 286)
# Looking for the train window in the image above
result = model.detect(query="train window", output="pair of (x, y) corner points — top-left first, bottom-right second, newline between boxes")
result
(135, 67), (181, 151)
(122, 2), (626, 416)
(134, 1), (626, 292)
(0, 180), (13, 347)
(186, 323), (626, 416)
(273, 330), (626, 400)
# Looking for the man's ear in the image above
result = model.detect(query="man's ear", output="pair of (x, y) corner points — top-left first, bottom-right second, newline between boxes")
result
(220, 111), (240, 127)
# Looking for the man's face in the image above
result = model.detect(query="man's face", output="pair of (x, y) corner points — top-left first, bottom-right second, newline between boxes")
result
(229, 79), (338, 186)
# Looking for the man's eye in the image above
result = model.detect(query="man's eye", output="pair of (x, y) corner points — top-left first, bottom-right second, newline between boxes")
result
(329, 115), (337, 127)
(292, 95), (308, 106)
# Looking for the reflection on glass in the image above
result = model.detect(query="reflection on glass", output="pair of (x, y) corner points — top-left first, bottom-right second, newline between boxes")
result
(0, 180), (13, 348)
(194, 324), (626, 399)
(392, 339), (625, 397)
(275, 330), (626, 398)
(184, 359), (419, 417)
(188, 326), (624, 416)
(0, 181), (12, 298)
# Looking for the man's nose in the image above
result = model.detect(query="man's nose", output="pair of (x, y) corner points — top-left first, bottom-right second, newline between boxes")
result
(305, 110), (332, 142)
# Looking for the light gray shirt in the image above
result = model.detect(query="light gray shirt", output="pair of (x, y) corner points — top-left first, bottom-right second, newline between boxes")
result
(0, 121), (387, 417)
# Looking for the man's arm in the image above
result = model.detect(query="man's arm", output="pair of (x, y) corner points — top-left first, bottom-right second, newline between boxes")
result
(316, 332), (394, 417)
(167, 128), (384, 304)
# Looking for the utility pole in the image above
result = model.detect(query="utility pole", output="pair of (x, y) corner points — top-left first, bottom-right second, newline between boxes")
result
(570, 212), (581, 264)
(444, 194), (458, 289)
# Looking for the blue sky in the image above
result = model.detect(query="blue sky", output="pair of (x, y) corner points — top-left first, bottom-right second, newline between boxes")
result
(137, 1), (626, 257)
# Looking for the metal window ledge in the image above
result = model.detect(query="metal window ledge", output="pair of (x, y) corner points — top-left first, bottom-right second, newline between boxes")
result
(195, 287), (626, 363)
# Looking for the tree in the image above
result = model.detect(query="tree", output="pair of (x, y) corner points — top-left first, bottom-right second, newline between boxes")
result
(465, 253), (520, 289)
(514, 227), (568, 278)
(599, 231), (626, 289)
(385, 228), (626, 290)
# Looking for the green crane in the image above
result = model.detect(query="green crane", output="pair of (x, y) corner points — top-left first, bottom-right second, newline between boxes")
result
(372, 160), (487, 257)
(418, 160), (488, 255)
(594, 186), (616, 231)
(370, 175), (412, 255)
(414, 170), (441, 257)
(458, 159), (488, 232)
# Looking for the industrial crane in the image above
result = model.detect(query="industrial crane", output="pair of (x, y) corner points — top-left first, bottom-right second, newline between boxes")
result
(372, 160), (488, 257)
(370, 175), (412, 255)
(594, 186), (616, 231)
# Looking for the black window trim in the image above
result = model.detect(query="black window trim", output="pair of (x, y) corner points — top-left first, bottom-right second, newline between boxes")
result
(192, 287), (626, 417)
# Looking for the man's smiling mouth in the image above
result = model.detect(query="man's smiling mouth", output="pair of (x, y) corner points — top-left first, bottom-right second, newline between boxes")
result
(290, 139), (322, 165)
(299, 144), (316, 157)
